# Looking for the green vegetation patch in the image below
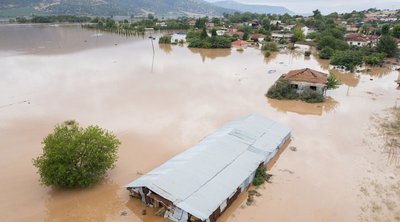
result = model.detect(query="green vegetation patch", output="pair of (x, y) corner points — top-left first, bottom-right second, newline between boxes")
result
(33, 121), (121, 188)
(266, 80), (325, 103)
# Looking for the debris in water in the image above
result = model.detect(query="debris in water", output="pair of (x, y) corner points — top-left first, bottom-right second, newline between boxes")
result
(247, 190), (261, 206)
(289, 146), (297, 152)
(279, 169), (294, 174)
(267, 70), (276, 74)
(120, 211), (127, 216)
(142, 209), (147, 215)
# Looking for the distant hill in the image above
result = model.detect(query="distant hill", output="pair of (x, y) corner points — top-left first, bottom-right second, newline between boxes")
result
(212, 0), (294, 15)
(0, 0), (234, 17)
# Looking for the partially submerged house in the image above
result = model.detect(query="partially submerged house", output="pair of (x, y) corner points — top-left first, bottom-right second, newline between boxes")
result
(344, 33), (378, 47)
(126, 115), (291, 222)
(171, 32), (186, 43)
(282, 68), (328, 94)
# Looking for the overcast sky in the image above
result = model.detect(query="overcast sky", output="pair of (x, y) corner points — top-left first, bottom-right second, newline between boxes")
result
(207, 0), (400, 14)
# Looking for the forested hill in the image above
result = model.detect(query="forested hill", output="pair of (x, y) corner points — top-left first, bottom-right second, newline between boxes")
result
(0, 0), (234, 17)
(212, 1), (294, 15)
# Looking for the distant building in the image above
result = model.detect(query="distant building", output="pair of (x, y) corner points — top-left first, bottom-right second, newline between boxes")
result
(363, 17), (377, 23)
(301, 26), (315, 36)
(126, 115), (291, 222)
(226, 29), (244, 40)
(188, 19), (196, 26)
(250, 34), (266, 42)
(281, 24), (295, 31)
(206, 22), (215, 28)
(155, 22), (167, 28)
(271, 33), (293, 43)
(344, 33), (378, 47)
(270, 20), (281, 25)
(231, 39), (250, 48)
(250, 19), (260, 28)
(171, 32), (186, 43)
(346, 24), (359, 32)
(281, 68), (328, 94)
(216, 29), (227, 36)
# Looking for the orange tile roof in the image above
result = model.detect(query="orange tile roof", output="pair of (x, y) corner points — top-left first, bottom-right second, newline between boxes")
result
(282, 68), (328, 84)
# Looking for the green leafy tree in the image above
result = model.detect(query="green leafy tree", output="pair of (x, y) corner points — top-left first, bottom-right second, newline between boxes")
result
(363, 52), (386, 65)
(33, 121), (120, 188)
(330, 50), (363, 72)
(200, 27), (208, 39)
(381, 24), (390, 35)
(292, 27), (305, 42)
(319, 47), (334, 59)
(393, 24), (400, 38)
(327, 73), (340, 89)
(300, 89), (325, 103)
(159, 35), (171, 44)
(377, 35), (398, 57)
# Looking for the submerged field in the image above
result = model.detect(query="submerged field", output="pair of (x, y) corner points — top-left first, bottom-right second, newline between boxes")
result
(0, 24), (399, 222)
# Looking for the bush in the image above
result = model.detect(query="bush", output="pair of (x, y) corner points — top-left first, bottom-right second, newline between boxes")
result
(327, 73), (340, 89)
(33, 121), (121, 188)
(253, 165), (267, 186)
(363, 52), (386, 65)
(319, 47), (334, 59)
(377, 35), (398, 58)
(266, 80), (299, 100)
(264, 50), (271, 57)
(262, 42), (279, 52)
(188, 36), (231, 48)
(300, 89), (325, 103)
(159, 35), (171, 44)
(330, 50), (363, 72)
(304, 51), (311, 56)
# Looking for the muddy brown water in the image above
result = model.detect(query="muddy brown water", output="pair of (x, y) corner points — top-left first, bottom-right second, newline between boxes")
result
(1, 24), (399, 222)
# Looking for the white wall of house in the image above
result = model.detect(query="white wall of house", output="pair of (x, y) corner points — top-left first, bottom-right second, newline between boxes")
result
(171, 34), (186, 43)
(290, 81), (326, 94)
(346, 40), (373, 47)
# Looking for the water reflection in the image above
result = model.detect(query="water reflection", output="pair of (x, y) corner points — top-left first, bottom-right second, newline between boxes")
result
(45, 181), (123, 222)
(363, 65), (393, 78)
(188, 48), (231, 62)
(0, 24), (141, 55)
(331, 70), (360, 88)
(267, 97), (339, 116)
(264, 51), (279, 64)
(159, 44), (172, 54)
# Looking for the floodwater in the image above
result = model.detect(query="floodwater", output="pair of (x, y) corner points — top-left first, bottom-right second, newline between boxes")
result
(1, 24), (399, 222)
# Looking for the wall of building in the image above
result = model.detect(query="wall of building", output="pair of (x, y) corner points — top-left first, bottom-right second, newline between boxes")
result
(290, 81), (326, 94)
(128, 135), (292, 222)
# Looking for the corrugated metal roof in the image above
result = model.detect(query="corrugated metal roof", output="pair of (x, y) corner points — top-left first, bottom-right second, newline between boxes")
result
(126, 115), (291, 220)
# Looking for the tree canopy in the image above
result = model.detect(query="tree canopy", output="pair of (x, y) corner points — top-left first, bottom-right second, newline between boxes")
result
(33, 121), (121, 188)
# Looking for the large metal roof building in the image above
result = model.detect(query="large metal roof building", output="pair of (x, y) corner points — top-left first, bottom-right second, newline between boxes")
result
(126, 115), (291, 222)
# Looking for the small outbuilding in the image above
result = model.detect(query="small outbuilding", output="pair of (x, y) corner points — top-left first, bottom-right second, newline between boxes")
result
(126, 115), (291, 222)
(281, 68), (328, 94)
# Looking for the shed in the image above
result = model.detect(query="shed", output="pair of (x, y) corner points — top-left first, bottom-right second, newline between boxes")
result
(126, 115), (291, 222)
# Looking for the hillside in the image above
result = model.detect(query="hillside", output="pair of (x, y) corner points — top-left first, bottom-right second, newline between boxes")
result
(212, 0), (294, 15)
(0, 0), (234, 17)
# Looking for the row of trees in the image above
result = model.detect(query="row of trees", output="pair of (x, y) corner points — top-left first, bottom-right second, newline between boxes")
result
(186, 28), (232, 49)
(13, 15), (92, 23)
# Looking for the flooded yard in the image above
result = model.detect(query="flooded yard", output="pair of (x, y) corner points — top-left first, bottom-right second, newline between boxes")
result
(0, 24), (399, 222)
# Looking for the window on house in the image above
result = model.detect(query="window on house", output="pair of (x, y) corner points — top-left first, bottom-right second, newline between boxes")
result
(310, 86), (317, 91)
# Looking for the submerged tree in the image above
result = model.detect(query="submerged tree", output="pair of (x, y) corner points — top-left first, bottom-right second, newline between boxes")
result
(33, 121), (120, 188)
